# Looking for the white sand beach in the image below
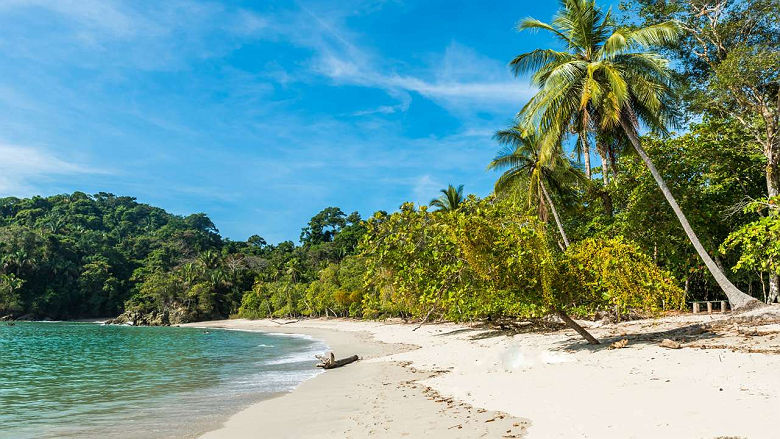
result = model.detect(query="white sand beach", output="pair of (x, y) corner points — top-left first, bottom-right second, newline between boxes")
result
(187, 313), (780, 438)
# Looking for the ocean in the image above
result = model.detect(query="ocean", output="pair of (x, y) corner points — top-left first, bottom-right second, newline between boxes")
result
(0, 322), (326, 438)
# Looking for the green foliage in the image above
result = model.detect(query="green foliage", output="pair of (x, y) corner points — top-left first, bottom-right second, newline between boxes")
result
(721, 198), (780, 277)
(563, 237), (685, 317)
(0, 194), (363, 322)
(355, 197), (681, 322)
(579, 118), (767, 299)
(453, 200), (554, 318)
(0, 273), (24, 315)
(0, 192), (219, 318)
(360, 202), (468, 318)
(627, 0), (779, 208)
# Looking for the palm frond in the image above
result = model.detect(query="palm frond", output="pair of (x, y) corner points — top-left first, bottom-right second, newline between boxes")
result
(510, 49), (575, 78)
(517, 17), (573, 46)
(624, 21), (681, 48)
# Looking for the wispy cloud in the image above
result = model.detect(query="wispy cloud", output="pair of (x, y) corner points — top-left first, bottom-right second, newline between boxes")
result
(0, 143), (109, 195)
(0, 0), (538, 241)
(0, 0), (270, 71)
(412, 174), (444, 205)
(252, 3), (534, 117)
(309, 39), (533, 114)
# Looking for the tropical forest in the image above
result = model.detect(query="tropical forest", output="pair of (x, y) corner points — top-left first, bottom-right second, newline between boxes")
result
(1, 0), (778, 346)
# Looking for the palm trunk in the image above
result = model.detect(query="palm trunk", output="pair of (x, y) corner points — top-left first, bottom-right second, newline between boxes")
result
(540, 180), (570, 248)
(619, 114), (761, 310)
(541, 181), (598, 344)
(580, 130), (592, 179)
(556, 308), (599, 344)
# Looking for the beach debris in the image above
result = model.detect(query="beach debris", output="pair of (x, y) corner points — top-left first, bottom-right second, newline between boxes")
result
(270, 319), (300, 325)
(609, 338), (629, 349)
(315, 352), (359, 369)
(413, 307), (436, 331)
(659, 339), (682, 349)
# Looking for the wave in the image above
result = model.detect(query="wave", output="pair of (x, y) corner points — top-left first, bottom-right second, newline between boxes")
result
(229, 369), (322, 392)
(209, 327), (318, 341)
(262, 341), (328, 366)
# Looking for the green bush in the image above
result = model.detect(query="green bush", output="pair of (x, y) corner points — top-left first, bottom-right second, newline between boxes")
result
(562, 236), (685, 317)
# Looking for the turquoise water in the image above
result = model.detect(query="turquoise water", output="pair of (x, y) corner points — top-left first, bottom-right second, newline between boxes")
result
(0, 322), (326, 438)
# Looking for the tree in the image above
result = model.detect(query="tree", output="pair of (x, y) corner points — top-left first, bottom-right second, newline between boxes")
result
(488, 125), (583, 248)
(513, 0), (760, 309)
(247, 235), (267, 250)
(510, 0), (614, 181)
(721, 197), (780, 302)
(599, 118), (767, 301)
(628, 0), (780, 303)
(430, 185), (465, 211)
(0, 274), (24, 315)
(300, 207), (347, 245)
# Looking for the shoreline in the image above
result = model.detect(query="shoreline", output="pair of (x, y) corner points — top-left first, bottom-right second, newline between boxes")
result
(184, 319), (528, 438)
(187, 315), (780, 438)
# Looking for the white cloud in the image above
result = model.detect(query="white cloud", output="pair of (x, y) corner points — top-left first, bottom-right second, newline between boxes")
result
(0, 0), (138, 36)
(0, 144), (107, 195)
(0, 0), (270, 71)
(412, 174), (445, 205)
(287, 12), (534, 116)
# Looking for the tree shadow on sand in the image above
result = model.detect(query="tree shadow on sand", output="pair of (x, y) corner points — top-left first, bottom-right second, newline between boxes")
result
(557, 321), (722, 352)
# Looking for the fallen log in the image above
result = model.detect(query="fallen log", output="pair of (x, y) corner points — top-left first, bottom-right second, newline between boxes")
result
(315, 352), (359, 369)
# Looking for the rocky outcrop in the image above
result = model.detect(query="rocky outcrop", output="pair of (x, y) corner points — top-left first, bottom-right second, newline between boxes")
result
(15, 313), (37, 321)
(106, 305), (196, 326)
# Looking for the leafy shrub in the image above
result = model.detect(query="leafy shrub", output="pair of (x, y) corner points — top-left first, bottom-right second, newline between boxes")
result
(721, 197), (780, 277)
(562, 236), (686, 317)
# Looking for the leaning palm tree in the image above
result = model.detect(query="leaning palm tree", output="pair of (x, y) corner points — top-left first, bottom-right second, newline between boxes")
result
(512, 0), (760, 309)
(488, 125), (582, 249)
(490, 126), (598, 343)
(430, 184), (465, 211)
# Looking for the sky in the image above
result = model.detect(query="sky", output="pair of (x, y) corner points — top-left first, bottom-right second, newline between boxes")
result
(0, 0), (617, 243)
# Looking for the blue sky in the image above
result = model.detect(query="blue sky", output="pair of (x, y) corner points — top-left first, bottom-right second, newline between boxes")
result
(0, 0), (615, 243)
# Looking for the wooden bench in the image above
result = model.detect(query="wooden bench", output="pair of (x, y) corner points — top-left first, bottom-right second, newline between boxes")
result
(691, 300), (728, 314)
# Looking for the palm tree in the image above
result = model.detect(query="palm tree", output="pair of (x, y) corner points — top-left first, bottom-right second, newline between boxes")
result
(512, 0), (760, 309)
(430, 184), (465, 211)
(488, 125), (582, 248)
(197, 250), (220, 271)
(489, 125), (600, 344)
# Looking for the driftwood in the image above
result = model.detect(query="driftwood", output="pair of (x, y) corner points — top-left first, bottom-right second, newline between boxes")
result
(269, 319), (300, 325)
(315, 352), (359, 369)
(659, 338), (682, 349)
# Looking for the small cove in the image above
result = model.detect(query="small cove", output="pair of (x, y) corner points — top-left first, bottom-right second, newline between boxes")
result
(0, 322), (326, 438)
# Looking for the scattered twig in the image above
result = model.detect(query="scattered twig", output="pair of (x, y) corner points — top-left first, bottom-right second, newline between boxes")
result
(413, 307), (436, 331)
